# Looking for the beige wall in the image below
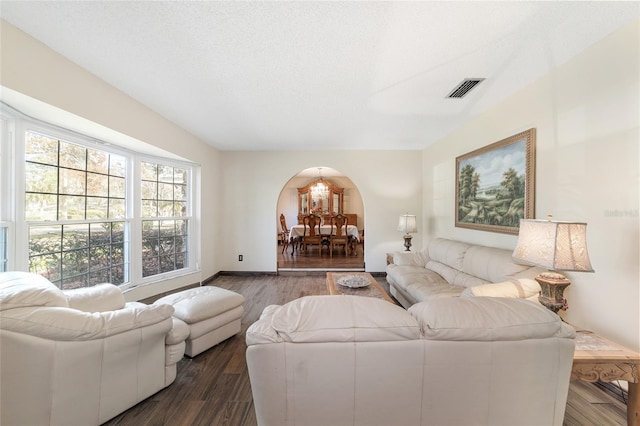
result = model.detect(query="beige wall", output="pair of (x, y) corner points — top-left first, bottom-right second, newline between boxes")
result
(1, 20), (222, 300)
(423, 20), (640, 350)
(219, 151), (422, 273)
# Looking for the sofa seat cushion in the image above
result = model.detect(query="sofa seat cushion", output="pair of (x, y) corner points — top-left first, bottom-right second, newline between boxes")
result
(404, 281), (465, 302)
(0, 272), (68, 311)
(408, 297), (576, 341)
(265, 295), (420, 343)
(387, 264), (463, 302)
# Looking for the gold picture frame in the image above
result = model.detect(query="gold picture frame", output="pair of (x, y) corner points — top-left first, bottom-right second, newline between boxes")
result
(455, 128), (536, 235)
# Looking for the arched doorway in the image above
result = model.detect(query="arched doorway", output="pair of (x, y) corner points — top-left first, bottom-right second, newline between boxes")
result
(276, 167), (365, 271)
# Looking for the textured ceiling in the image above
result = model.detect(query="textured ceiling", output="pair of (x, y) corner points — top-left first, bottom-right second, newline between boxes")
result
(1, 1), (638, 151)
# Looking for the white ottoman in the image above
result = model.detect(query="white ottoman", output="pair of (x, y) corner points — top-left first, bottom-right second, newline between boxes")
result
(154, 286), (245, 357)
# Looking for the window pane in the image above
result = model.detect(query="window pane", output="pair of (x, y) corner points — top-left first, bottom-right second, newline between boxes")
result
(87, 149), (108, 174)
(174, 184), (187, 201)
(176, 252), (187, 269)
(175, 220), (187, 236)
(89, 246), (109, 269)
(158, 201), (174, 217)
(109, 199), (125, 219)
(59, 195), (85, 220)
(160, 254), (175, 273)
(142, 256), (159, 277)
(62, 224), (89, 251)
(141, 181), (157, 199)
(158, 182), (173, 200)
(62, 249), (89, 278)
(29, 225), (62, 255)
(89, 268), (110, 286)
(111, 244), (124, 264)
(25, 132), (58, 165)
(87, 197), (108, 219)
(90, 222), (111, 245)
(29, 254), (61, 283)
(175, 201), (186, 217)
(25, 163), (58, 193)
(141, 162), (157, 180)
(111, 265), (126, 284)
(109, 176), (125, 198)
(87, 172), (108, 197)
(174, 168), (187, 185)
(110, 155), (126, 177)
(59, 141), (86, 170)
(111, 222), (125, 243)
(158, 165), (173, 182)
(142, 200), (157, 217)
(60, 168), (86, 195)
(25, 193), (57, 221)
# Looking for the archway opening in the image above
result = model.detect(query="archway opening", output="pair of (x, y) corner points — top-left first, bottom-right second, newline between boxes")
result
(276, 167), (365, 271)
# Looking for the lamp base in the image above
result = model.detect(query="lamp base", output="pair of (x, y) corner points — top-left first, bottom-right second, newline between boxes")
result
(535, 272), (571, 313)
(403, 234), (413, 251)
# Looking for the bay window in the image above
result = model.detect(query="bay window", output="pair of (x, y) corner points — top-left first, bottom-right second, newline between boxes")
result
(1, 104), (199, 290)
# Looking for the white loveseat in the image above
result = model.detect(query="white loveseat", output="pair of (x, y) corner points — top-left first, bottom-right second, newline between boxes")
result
(246, 295), (575, 426)
(386, 238), (545, 308)
(0, 272), (188, 426)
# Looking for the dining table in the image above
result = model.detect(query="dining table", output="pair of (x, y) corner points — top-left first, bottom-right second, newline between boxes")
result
(288, 224), (360, 242)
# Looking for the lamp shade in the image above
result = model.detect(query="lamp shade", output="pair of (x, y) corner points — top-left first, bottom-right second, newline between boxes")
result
(397, 214), (417, 234)
(512, 218), (594, 272)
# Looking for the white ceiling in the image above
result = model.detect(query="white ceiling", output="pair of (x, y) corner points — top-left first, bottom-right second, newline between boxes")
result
(1, 1), (638, 151)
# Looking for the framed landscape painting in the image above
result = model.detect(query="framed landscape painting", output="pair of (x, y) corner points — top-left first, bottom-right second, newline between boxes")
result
(455, 129), (535, 235)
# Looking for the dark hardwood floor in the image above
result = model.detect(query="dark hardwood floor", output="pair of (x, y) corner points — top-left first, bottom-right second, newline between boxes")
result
(277, 240), (365, 270)
(104, 274), (627, 426)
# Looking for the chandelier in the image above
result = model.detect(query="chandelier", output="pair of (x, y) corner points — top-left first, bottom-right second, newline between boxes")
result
(311, 167), (329, 197)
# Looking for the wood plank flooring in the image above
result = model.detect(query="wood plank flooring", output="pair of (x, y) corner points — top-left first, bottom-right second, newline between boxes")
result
(277, 240), (365, 270)
(104, 274), (627, 426)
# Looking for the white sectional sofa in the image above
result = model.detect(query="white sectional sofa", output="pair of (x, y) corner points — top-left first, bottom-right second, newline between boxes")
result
(0, 271), (187, 426)
(246, 295), (576, 426)
(386, 237), (545, 308)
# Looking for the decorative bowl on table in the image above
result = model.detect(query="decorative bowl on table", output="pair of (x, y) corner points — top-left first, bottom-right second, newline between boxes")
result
(336, 275), (370, 288)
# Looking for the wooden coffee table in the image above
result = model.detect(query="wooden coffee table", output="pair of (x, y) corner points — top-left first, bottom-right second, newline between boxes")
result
(326, 272), (395, 304)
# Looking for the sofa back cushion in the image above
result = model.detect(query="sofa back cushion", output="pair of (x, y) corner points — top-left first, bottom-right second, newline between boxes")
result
(462, 245), (539, 283)
(268, 295), (420, 343)
(65, 283), (126, 312)
(408, 297), (575, 341)
(0, 303), (174, 340)
(0, 272), (69, 311)
(427, 238), (471, 270)
(461, 278), (541, 300)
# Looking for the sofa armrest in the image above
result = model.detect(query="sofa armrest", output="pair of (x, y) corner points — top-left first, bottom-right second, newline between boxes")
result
(64, 283), (126, 312)
(388, 250), (429, 267)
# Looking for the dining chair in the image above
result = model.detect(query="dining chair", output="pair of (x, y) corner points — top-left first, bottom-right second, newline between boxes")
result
(329, 214), (350, 257)
(279, 214), (292, 254)
(302, 214), (324, 254)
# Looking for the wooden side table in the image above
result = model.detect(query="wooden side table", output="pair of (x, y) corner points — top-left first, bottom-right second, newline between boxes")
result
(571, 326), (640, 426)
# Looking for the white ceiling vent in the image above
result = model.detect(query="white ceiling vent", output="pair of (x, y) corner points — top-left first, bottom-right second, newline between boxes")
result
(446, 78), (485, 98)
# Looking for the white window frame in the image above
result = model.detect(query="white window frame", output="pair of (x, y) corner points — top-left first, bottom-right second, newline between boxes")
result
(1, 103), (200, 289)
